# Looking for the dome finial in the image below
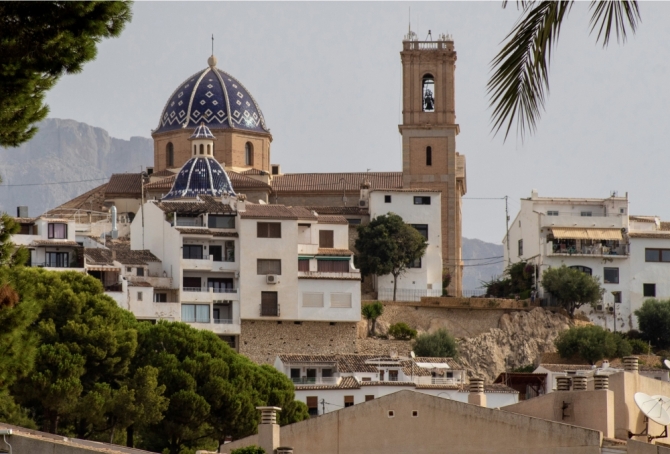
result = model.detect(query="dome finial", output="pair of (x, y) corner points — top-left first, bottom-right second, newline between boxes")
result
(208, 34), (217, 67)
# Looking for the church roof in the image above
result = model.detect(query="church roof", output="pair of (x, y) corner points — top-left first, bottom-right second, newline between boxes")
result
(271, 172), (403, 193)
(154, 59), (268, 135)
(162, 156), (236, 200)
(189, 123), (216, 140)
(145, 170), (271, 192)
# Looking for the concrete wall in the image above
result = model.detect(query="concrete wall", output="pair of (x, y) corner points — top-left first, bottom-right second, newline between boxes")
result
(222, 390), (602, 454)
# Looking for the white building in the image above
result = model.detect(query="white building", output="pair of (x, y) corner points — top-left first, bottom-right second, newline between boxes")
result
(274, 354), (517, 415)
(505, 190), (670, 330)
(12, 215), (84, 271)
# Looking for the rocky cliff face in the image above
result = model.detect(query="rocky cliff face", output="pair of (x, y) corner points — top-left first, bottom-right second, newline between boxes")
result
(457, 308), (572, 382)
(0, 118), (152, 216)
(462, 237), (504, 292)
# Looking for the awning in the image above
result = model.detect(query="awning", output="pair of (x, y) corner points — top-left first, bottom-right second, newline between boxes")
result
(416, 362), (451, 369)
(86, 266), (121, 272)
(315, 256), (351, 261)
(551, 228), (622, 240)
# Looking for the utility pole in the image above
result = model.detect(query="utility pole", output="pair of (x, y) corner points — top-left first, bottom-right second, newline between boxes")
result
(505, 196), (511, 266)
(321, 399), (325, 416)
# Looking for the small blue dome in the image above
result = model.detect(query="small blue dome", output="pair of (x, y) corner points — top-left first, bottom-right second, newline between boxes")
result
(155, 61), (269, 134)
(190, 123), (216, 140)
(162, 156), (236, 200)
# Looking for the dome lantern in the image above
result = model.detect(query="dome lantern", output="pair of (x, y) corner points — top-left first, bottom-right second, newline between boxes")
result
(189, 122), (216, 157)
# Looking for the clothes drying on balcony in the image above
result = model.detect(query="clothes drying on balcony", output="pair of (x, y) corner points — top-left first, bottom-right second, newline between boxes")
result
(550, 227), (622, 240)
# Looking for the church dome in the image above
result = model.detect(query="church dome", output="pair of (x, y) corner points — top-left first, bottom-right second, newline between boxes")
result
(162, 156), (236, 200)
(155, 56), (269, 135)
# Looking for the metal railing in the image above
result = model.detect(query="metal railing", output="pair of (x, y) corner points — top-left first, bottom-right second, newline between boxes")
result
(214, 318), (234, 324)
(212, 288), (237, 294)
(291, 377), (337, 385)
(260, 304), (280, 316)
(34, 261), (84, 268)
(377, 288), (443, 302)
(182, 316), (211, 323)
(182, 287), (204, 292)
(550, 244), (628, 256)
(182, 287), (237, 293)
(175, 218), (203, 227)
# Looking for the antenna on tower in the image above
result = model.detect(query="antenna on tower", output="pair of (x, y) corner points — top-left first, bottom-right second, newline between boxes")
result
(211, 34), (214, 56)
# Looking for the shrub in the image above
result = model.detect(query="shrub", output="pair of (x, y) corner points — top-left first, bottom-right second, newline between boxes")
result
(361, 301), (384, 335)
(513, 365), (535, 373)
(635, 299), (670, 350)
(629, 338), (652, 355)
(388, 322), (417, 340)
(555, 325), (631, 364)
(231, 446), (266, 454)
(412, 329), (458, 358)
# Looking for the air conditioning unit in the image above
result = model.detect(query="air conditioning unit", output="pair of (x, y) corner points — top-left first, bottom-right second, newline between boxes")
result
(266, 274), (278, 284)
(359, 200), (368, 207)
(596, 304), (603, 312)
(607, 306), (614, 313)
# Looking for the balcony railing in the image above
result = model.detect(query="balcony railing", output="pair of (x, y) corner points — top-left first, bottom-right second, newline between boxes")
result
(260, 303), (280, 317)
(175, 218), (203, 227)
(214, 318), (234, 324)
(550, 244), (628, 257)
(291, 377), (337, 385)
(412, 377), (462, 386)
(182, 287), (237, 293)
(377, 288), (443, 302)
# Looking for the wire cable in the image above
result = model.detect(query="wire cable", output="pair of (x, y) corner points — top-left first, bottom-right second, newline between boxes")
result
(0, 177), (109, 188)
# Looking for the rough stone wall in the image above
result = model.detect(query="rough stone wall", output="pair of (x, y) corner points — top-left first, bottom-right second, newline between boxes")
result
(275, 193), (359, 207)
(239, 320), (358, 364)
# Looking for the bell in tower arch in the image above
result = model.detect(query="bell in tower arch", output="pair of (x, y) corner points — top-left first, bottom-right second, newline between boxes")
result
(422, 74), (435, 112)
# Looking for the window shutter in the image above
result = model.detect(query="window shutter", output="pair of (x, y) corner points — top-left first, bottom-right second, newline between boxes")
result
(303, 292), (324, 308)
(319, 230), (334, 248)
(257, 222), (267, 238)
(270, 223), (281, 238)
(306, 396), (318, 408)
(331, 293), (352, 308)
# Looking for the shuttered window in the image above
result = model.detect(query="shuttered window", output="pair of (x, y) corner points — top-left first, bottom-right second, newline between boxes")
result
(303, 292), (324, 308)
(257, 259), (281, 275)
(331, 293), (352, 308)
(261, 292), (278, 316)
(344, 396), (354, 407)
(298, 259), (310, 271)
(319, 230), (334, 248)
(307, 396), (318, 417)
(257, 222), (281, 238)
(317, 260), (349, 272)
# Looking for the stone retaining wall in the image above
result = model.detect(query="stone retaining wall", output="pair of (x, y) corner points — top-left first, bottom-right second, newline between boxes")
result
(373, 296), (538, 310)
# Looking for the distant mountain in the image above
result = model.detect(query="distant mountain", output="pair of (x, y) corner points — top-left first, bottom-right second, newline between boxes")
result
(462, 237), (504, 292)
(0, 118), (153, 217)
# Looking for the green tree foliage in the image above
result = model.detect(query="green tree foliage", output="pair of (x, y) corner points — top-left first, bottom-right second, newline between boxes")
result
(554, 325), (632, 365)
(0, 214), (29, 266)
(388, 322), (417, 340)
(355, 214), (427, 301)
(442, 271), (451, 297)
(635, 299), (670, 350)
(628, 338), (651, 355)
(361, 302), (384, 336)
(488, 1), (641, 141)
(231, 446), (266, 454)
(134, 322), (308, 454)
(541, 265), (604, 318)
(485, 261), (535, 298)
(412, 329), (458, 358)
(0, 2), (133, 147)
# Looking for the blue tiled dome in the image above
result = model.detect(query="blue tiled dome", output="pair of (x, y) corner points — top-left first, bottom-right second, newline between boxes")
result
(162, 156), (236, 200)
(155, 61), (269, 134)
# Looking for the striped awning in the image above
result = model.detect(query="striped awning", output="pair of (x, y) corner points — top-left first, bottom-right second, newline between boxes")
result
(551, 228), (622, 240)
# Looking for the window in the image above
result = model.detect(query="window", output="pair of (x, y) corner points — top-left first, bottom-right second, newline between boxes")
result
(362, 377), (371, 382)
(181, 304), (210, 323)
(257, 222), (281, 238)
(319, 230), (334, 248)
(224, 241), (235, 262)
(183, 245), (203, 259)
(46, 252), (68, 267)
(412, 411), (418, 417)
(137, 291), (143, 301)
(518, 239), (523, 256)
(257, 259), (281, 275)
(199, 144), (204, 155)
(208, 215), (235, 229)
(331, 293), (352, 308)
(388, 410), (394, 418)
(245, 142), (253, 165)
(604, 267), (619, 284)
(384, 195), (392, 203)
(306, 396), (318, 417)
(136, 267), (144, 276)
(209, 245), (222, 262)
(620, 208), (625, 214)
(272, 165), (280, 175)
(207, 144), (211, 155)
(344, 396), (354, 408)
(303, 292), (324, 308)
(411, 224), (428, 240)
(547, 210), (559, 216)
(414, 196), (431, 205)
(126, 267), (132, 273)
(422, 74), (435, 112)
(298, 259), (309, 272)
(644, 284), (656, 297)
(388, 370), (398, 381)
(379, 370), (385, 381)
(570, 265), (592, 276)
(182, 277), (201, 289)
(426, 146), (432, 166)
(317, 260), (349, 272)
(613, 291), (622, 304)
(645, 248), (670, 262)
(409, 257), (422, 269)
(347, 218), (361, 225)
(581, 211), (593, 217)
(166, 142), (174, 167)
(261, 291), (278, 316)
(365, 395), (374, 401)
(48, 223), (67, 239)
(154, 293), (168, 303)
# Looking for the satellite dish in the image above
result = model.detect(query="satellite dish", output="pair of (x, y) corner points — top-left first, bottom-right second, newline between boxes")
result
(664, 359), (670, 370)
(411, 351), (416, 359)
(634, 392), (670, 426)
(651, 395), (670, 414)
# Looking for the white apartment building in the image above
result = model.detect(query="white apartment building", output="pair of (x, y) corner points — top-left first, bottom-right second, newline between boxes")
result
(505, 190), (670, 330)
(12, 215), (84, 270)
(367, 187), (444, 301)
(274, 354), (517, 416)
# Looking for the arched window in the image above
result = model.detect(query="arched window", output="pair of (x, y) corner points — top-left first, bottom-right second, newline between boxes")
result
(570, 265), (592, 276)
(166, 142), (174, 167)
(193, 145), (196, 155)
(245, 142), (253, 166)
(426, 146), (432, 166)
(207, 144), (211, 155)
(422, 74), (435, 112)
(199, 144), (204, 155)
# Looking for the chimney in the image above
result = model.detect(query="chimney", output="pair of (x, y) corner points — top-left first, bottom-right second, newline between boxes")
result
(623, 356), (639, 373)
(594, 375), (609, 390)
(256, 406), (281, 454)
(467, 378), (486, 407)
(572, 376), (587, 391)
(236, 194), (247, 213)
(556, 376), (571, 391)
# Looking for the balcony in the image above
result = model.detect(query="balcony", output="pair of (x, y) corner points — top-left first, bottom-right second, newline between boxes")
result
(413, 377), (463, 386)
(547, 243), (628, 258)
(185, 318), (241, 335)
(298, 271), (361, 280)
(127, 275), (173, 288)
(298, 243), (319, 255)
(181, 255), (237, 271)
(540, 213), (626, 230)
(181, 287), (239, 302)
(33, 262), (86, 273)
(260, 303), (280, 317)
(291, 377), (338, 386)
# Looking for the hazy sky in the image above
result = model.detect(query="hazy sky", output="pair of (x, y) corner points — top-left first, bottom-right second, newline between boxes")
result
(44, 2), (670, 243)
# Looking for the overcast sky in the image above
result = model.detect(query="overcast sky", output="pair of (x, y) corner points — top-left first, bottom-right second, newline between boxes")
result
(44, 1), (670, 243)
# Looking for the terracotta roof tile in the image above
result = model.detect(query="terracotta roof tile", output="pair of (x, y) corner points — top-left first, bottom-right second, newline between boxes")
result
(128, 281), (153, 287)
(241, 168), (268, 176)
(84, 248), (160, 266)
(145, 175), (175, 191)
(630, 216), (657, 223)
(272, 172), (402, 193)
(241, 204), (315, 220)
(151, 169), (176, 177)
(317, 215), (348, 225)
(456, 384), (518, 394)
(307, 206), (368, 216)
(45, 183), (109, 220)
(12, 217), (37, 224)
(229, 171), (272, 189)
(105, 173), (143, 197)
(175, 228), (238, 237)
(370, 188), (442, 193)
(294, 376), (361, 390)
(156, 196), (235, 215)
(537, 364), (595, 372)
(359, 381), (417, 387)
(629, 232), (670, 239)
(317, 248), (353, 256)
(31, 240), (80, 247)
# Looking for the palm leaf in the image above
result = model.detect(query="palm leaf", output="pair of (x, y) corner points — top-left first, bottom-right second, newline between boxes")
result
(589, 0), (641, 46)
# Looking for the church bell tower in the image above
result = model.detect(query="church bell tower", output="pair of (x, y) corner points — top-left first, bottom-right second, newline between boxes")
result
(399, 31), (467, 296)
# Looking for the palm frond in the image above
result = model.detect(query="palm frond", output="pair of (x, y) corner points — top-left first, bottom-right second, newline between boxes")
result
(589, 0), (641, 46)
(488, 1), (573, 141)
